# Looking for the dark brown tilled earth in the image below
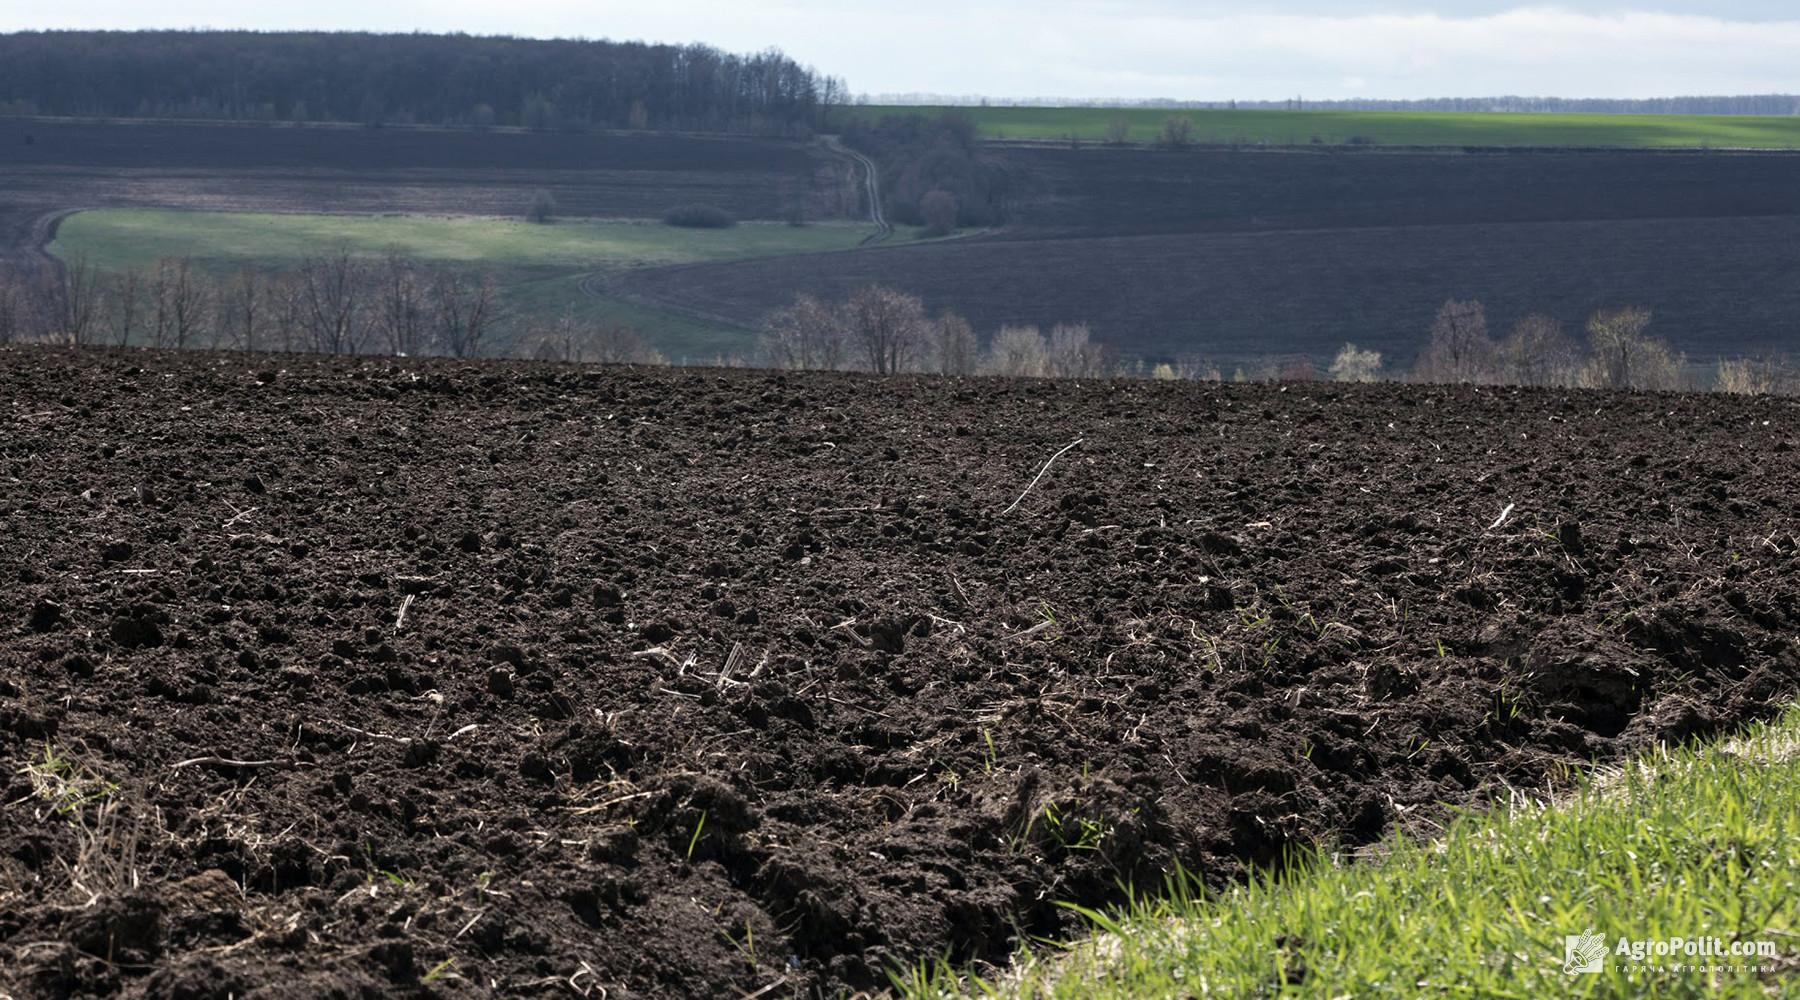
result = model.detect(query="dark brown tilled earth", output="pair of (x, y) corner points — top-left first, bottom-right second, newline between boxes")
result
(3, 348), (1799, 998)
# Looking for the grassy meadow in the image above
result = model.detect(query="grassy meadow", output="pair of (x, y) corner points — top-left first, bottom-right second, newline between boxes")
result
(899, 708), (1800, 998)
(849, 106), (1800, 149)
(50, 208), (897, 361)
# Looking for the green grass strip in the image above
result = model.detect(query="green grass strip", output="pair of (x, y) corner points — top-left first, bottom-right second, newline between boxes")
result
(897, 707), (1800, 998)
(849, 106), (1800, 150)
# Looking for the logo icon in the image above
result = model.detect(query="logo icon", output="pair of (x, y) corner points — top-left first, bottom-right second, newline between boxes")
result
(1564, 928), (1607, 975)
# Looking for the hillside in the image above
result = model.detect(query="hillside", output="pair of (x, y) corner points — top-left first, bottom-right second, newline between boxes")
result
(619, 145), (1800, 366)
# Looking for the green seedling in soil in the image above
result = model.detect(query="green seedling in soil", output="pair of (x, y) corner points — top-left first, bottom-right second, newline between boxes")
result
(1026, 802), (1108, 854)
(686, 811), (708, 861)
(422, 958), (457, 983)
(725, 919), (759, 969)
(19, 744), (118, 822)
(1435, 637), (1448, 658)
(375, 868), (414, 889)
(983, 729), (999, 775)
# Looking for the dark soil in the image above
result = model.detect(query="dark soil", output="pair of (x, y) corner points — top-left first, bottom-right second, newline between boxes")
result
(993, 145), (1800, 238)
(4, 347), (1799, 998)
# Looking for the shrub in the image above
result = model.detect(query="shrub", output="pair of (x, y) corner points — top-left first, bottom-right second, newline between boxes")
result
(759, 294), (847, 371)
(1329, 343), (1383, 382)
(1582, 307), (1684, 391)
(1413, 299), (1497, 384)
(1499, 314), (1580, 387)
(920, 190), (958, 237)
(663, 204), (737, 229)
(987, 325), (1048, 377)
(1159, 116), (1195, 149)
(846, 285), (929, 374)
(526, 189), (558, 224)
(933, 311), (979, 375)
(1047, 323), (1105, 378)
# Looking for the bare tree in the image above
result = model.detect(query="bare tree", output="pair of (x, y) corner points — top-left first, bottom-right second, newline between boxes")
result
(0, 274), (22, 345)
(1046, 322), (1105, 378)
(267, 272), (307, 353)
(1413, 298), (1497, 384)
(759, 294), (846, 371)
(1104, 117), (1132, 145)
(1499, 313), (1580, 387)
(987, 324), (1047, 377)
(1329, 343), (1383, 382)
(932, 310), (979, 375)
(219, 268), (266, 352)
(525, 311), (662, 365)
(587, 324), (664, 365)
(430, 270), (498, 359)
(108, 268), (143, 348)
(57, 253), (102, 346)
(296, 251), (365, 355)
(845, 284), (927, 374)
(151, 257), (210, 349)
(373, 254), (427, 356)
(1582, 307), (1683, 391)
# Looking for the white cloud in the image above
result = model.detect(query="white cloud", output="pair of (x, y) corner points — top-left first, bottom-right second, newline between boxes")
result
(2, 3), (1797, 100)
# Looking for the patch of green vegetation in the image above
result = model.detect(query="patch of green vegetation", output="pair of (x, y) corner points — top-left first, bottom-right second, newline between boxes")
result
(851, 106), (1800, 149)
(898, 706), (1800, 998)
(50, 208), (889, 359)
(52, 209), (881, 273)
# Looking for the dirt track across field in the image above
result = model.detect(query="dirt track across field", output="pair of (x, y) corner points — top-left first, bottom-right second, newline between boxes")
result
(4, 348), (1800, 997)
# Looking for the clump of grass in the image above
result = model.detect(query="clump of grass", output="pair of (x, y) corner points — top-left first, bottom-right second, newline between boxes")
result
(898, 706), (1800, 998)
(19, 743), (119, 822)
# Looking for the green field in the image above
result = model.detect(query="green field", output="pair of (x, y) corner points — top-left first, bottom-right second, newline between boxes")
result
(51, 209), (897, 361)
(902, 707), (1800, 998)
(849, 106), (1800, 149)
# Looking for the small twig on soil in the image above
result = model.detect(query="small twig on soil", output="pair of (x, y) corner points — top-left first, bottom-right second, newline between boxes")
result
(1000, 439), (1084, 516)
(569, 789), (659, 816)
(741, 979), (791, 1000)
(1001, 620), (1055, 642)
(171, 756), (301, 771)
(328, 721), (412, 744)
(1488, 502), (1516, 531)
(222, 504), (260, 529)
(826, 695), (892, 719)
(395, 594), (415, 632)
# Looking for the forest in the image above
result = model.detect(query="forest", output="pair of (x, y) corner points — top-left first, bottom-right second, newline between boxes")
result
(0, 30), (846, 133)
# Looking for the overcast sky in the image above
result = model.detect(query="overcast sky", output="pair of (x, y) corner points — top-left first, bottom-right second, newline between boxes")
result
(3, 2), (1797, 101)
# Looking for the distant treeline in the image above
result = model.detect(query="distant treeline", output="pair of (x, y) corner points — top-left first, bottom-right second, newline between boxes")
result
(0, 31), (846, 133)
(861, 94), (1800, 116)
(8, 261), (1800, 396)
